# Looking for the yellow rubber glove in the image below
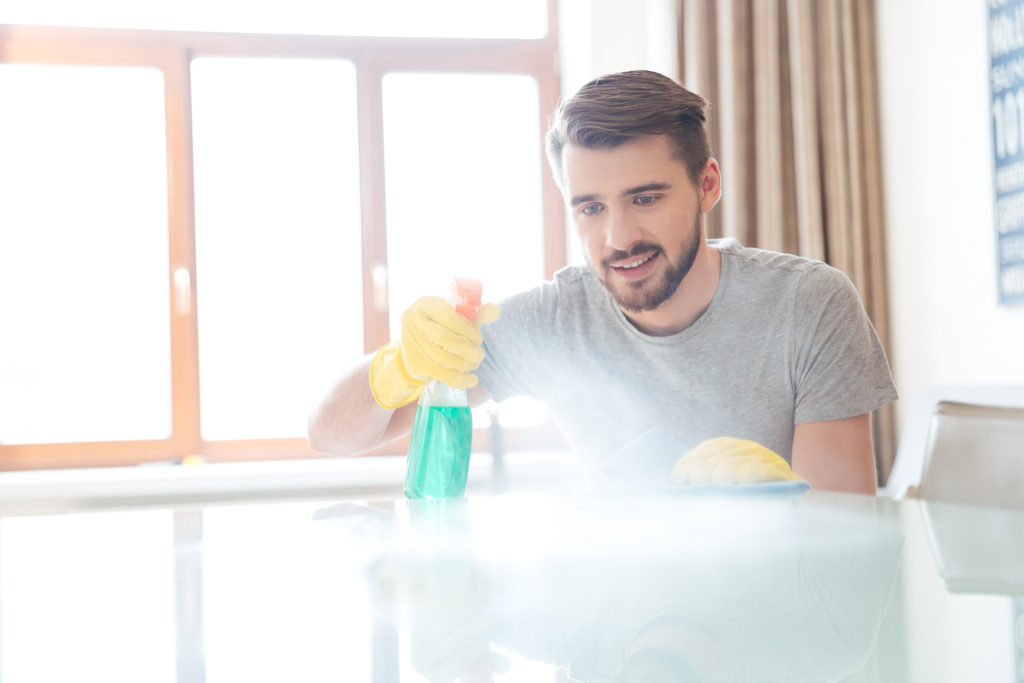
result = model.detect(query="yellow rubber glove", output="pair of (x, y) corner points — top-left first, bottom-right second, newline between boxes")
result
(369, 296), (501, 410)
(671, 437), (804, 486)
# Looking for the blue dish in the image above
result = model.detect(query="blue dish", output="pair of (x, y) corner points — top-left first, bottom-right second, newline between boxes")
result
(669, 480), (811, 496)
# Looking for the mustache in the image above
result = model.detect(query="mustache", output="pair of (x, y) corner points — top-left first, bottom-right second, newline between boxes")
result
(601, 242), (662, 268)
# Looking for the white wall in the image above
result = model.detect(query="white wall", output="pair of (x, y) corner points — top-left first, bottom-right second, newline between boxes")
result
(558, 0), (680, 266)
(877, 0), (1024, 435)
(559, 0), (679, 99)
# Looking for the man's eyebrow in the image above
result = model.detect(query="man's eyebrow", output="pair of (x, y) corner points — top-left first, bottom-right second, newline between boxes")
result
(621, 182), (671, 197)
(569, 193), (598, 208)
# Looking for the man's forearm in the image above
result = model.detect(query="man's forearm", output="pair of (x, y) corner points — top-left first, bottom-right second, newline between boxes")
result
(307, 355), (401, 457)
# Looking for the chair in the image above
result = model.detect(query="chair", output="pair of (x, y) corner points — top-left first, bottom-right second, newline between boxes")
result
(917, 401), (1024, 511)
(881, 386), (1024, 498)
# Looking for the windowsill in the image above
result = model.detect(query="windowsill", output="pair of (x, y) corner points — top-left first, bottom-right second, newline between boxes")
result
(0, 450), (583, 516)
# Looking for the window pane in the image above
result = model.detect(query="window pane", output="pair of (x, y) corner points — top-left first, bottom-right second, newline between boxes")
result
(384, 73), (547, 429)
(0, 64), (172, 445)
(0, 511), (175, 683)
(192, 58), (362, 441)
(383, 73), (545, 334)
(0, 0), (547, 39)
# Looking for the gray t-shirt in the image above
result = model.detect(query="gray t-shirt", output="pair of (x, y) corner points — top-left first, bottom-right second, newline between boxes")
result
(476, 238), (898, 485)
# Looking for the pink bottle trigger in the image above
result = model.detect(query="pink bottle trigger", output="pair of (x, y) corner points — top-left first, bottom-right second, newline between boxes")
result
(447, 276), (483, 320)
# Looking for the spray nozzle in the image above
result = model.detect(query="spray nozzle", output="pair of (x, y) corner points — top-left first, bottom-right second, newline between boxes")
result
(447, 276), (483, 320)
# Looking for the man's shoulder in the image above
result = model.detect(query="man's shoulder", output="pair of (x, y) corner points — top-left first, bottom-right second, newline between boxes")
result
(501, 264), (597, 309)
(551, 263), (594, 287)
(492, 264), (602, 330)
(716, 238), (823, 275)
(714, 238), (852, 296)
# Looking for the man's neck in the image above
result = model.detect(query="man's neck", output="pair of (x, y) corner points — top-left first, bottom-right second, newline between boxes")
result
(621, 238), (722, 337)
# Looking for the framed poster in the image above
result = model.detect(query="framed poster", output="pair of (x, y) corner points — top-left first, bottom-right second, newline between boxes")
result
(990, 0), (1024, 305)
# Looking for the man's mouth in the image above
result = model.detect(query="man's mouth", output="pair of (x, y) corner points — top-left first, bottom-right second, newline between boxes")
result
(618, 254), (655, 269)
(609, 249), (660, 280)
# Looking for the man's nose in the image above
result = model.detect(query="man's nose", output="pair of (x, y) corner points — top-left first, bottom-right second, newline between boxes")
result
(605, 208), (644, 252)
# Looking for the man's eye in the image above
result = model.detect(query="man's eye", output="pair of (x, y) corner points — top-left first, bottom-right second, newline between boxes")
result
(581, 204), (601, 215)
(635, 195), (657, 205)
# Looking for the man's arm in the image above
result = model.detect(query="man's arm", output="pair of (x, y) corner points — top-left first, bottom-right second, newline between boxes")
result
(308, 297), (500, 456)
(307, 355), (493, 457)
(791, 413), (876, 494)
(306, 355), (414, 457)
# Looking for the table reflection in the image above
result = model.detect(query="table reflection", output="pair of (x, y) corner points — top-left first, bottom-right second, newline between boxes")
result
(920, 500), (1024, 596)
(327, 494), (904, 683)
(5, 488), (1022, 682)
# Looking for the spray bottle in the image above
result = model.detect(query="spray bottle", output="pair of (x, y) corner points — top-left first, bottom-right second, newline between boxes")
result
(404, 277), (482, 499)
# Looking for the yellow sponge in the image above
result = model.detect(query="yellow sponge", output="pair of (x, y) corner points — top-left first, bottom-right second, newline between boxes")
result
(671, 437), (803, 486)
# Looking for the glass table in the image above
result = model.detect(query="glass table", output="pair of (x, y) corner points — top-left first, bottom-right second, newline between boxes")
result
(0, 485), (1021, 682)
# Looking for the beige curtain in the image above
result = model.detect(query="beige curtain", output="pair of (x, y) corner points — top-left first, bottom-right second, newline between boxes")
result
(679, 0), (897, 482)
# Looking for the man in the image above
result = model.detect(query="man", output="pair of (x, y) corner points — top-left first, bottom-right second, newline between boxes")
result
(307, 70), (898, 494)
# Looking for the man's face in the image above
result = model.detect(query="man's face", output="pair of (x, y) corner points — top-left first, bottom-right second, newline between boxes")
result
(563, 136), (704, 314)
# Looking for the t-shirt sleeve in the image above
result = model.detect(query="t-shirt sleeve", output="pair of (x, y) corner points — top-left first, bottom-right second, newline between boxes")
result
(474, 280), (561, 403)
(792, 265), (898, 424)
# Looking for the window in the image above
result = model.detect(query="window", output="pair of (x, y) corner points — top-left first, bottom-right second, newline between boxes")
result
(0, 63), (172, 446)
(0, 4), (563, 468)
(190, 57), (363, 442)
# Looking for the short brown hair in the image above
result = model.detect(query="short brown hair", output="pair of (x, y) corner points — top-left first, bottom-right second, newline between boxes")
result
(546, 70), (711, 189)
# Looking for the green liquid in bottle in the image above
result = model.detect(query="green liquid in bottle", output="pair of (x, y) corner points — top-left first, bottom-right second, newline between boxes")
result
(404, 405), (474, 499)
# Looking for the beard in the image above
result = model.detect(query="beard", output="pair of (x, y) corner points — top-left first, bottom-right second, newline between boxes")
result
(596, 208), (703, 314)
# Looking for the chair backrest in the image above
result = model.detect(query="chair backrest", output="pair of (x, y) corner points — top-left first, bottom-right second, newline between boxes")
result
(882, 386), (1024, 498)
(919, 401), (1024, 510)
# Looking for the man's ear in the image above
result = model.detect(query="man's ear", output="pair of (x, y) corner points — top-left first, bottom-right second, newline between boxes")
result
(699, 158), (722, 214)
